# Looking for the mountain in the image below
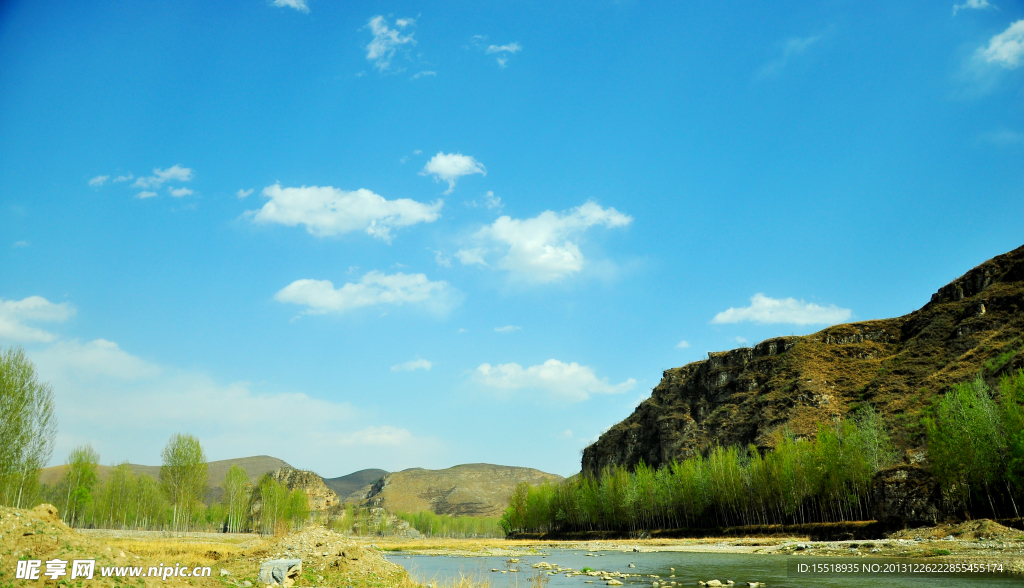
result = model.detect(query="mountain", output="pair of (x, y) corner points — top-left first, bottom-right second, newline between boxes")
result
(362, 463), (563, 517)
(322, 469), (389, 503)
(582, 244), (1024, 476)
(40, 455), (292, 497)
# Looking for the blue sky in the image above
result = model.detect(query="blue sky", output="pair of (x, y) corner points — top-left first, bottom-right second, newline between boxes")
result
(1, 0), (1022, 478)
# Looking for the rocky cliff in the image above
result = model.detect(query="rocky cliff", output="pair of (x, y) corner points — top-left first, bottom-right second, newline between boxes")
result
(271, 467), (341, 512)
(582, 244), (1024, 476)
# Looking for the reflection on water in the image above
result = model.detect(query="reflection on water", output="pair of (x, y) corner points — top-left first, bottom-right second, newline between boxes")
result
(385, 547), (1018, 588)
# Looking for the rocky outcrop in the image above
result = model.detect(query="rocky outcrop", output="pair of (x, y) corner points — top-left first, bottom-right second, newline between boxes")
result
(583, 243), (1024, 476)
(871, 465), (948, 526)
(271, 468), (341, 512)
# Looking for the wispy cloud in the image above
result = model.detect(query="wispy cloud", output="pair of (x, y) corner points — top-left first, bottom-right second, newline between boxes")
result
(13, 241), (29, 248)
(136, 191), (157, 199)
(486, 43), (522, 55)
(237, 188), (254, 199)
(456, 202), (632, 282)
(272, 0), (309, 13)
(391, 358), (432, 372)
(757, 34), (823, 80)
(88, 175), (109, 187)
(168, 187), (193, 197)
(420, 152), (486, 194)
(494, 325), (521, 333)
(412, 70), (436, 79)
(978, 20), (1024, 69)
(275, 271), (461, 316)
(112, 173), (134, 183)
(675, 340), (690, 349)
(247, 183), (442, 243)
(981, 129), (1024, 145)
(475, 359), (636, 402)
(0, 296), (75, 343)
(953, 0), (993, 16)
(366, 15), (416, 72)
(711, 293), (852, 326)
(132, 164), (193, 189)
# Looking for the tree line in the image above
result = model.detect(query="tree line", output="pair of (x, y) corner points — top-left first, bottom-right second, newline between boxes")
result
(0, 345), (310, 534)
(46, 440), (312, 534)
(501, 370), (1024, 534)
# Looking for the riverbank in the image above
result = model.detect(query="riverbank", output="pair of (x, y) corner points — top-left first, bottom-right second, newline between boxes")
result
(371, 519), (1024, 574)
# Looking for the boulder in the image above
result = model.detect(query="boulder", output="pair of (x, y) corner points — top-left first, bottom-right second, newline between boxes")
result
(871, 465), (948, 526)
(257, 559), (302, 587)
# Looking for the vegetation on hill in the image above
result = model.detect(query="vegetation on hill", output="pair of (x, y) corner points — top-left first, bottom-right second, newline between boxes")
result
(582, 244), (1024, 476)
(501, 370), (1024, 534)
(323, 468), (389, 503)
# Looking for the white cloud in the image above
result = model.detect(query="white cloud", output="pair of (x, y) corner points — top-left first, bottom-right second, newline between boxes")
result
(273, 0), (309, 13)
(457, 328), (468, 333)
(979, 20), (1024, 69)
(954, 0), (993, 16)
(275, 271), (461, 315)
(168, 187), (193, 197)
(559, 429), (573, 439)
(88, 175), (109, 187)
(431, 249), (452, 267)
(32, 339), (161, 380)
(735, 336), (749, 346)
(496, 57), (508, 68)
(366, 15), (416, 72)
(248, 183), (442, 242)
(494, 325), (520, 333)
(237, 188), (254, 199)
(412, 71), (436, 79)
(132, 165), (194, 189)
(457, 201), (632, 282)
(136, 191), (157, 199)
(982, 129), (1024, 145)
(391, 358), (432, 372)
(475, 359), (636, 402)
(420, 153), (486, 194)
(464, 191), (503, 210)
(711, 293), (853, 326)
(455, 247), (488, 266)
(486, 43), (522, 54)
(112, 173), (134, 183)
(757, 34), (823, 79)
(676, 340), (690, 349)
(13, 241), (29, 248)
(28, 340), (441, 473)
(0, 296), (75, 343)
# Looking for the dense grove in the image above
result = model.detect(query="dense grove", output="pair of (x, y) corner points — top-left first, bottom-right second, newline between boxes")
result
(501, 370), (1024, 534)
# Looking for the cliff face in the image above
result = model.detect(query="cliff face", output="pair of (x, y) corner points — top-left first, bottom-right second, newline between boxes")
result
(271, 467), (341, 512)
(582, 244), (1024, 476)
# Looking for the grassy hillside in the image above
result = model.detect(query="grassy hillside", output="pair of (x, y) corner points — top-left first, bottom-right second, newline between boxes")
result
(323, 468), (389, 503)
(363, 463), (563, 517)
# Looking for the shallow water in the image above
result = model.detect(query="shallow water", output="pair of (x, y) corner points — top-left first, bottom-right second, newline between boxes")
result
(385, 547), (1018, 588)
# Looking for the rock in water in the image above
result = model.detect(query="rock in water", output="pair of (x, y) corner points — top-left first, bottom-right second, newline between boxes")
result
(257, 559), (302, 587)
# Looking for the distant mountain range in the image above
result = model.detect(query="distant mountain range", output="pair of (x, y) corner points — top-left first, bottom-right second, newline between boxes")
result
(322, 468), (389, 503)
(40, 458), (560, 517)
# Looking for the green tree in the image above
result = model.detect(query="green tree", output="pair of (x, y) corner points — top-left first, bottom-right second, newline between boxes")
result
(256, 475), (287, 536)
(159, 433), (208, 531)
(223, 465), (250, 533)
(288, 489), (310, 530)
(0, 346), (57, 508)
(55, 445), (99, 527)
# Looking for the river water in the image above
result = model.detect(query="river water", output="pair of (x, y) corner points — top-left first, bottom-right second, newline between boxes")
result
(385, 547), (1019, 588)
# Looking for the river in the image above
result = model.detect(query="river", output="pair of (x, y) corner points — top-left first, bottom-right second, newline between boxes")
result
(386, 547), (1019, 588)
